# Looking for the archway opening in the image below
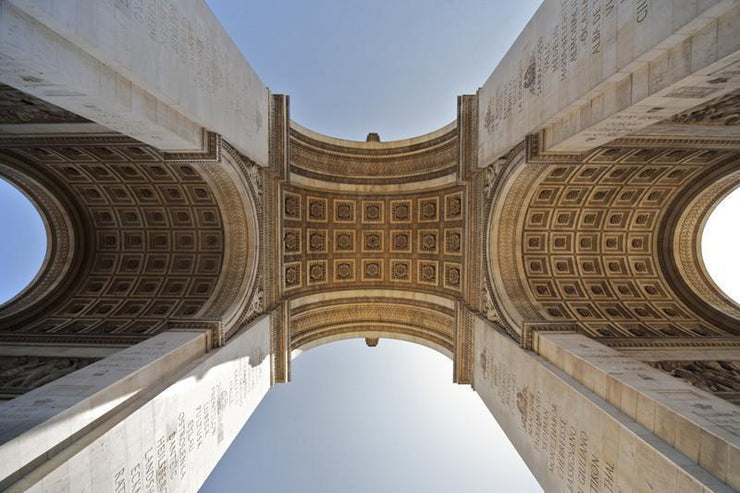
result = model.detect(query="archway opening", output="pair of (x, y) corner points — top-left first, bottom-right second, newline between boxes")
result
(701, 186), (740, 305)
(0, 177), (47, 305)
(201, 338), (541, 492)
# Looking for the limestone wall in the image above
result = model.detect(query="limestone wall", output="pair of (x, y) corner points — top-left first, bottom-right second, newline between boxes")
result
(478, 0), (740, 164)
(0, 331), (207, 486)
(5, 316), (271, 493)
(535, 332), (740, 489)
(0, 0), (269, 163)
(473, 317), (733, 492)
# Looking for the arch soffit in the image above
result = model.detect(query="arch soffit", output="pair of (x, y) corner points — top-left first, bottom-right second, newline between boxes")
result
(276, 118), (468, 357)
(292, 331), (454, 360)
(288, 120), (459, 188)
(0, 134), (262, 345)
(487, 141), (740, 342)
(288, 289), (456, 356)
(279, 119), (466, 321)
(486, 144), (542, 339)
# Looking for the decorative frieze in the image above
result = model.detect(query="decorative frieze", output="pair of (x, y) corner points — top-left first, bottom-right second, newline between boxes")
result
(0, 356), (97, 399)
(280, 185), (464, 296)
(650, 360), (740, 405)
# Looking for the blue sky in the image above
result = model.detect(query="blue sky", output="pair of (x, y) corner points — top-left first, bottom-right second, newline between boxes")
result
(0, 179), (46, 305)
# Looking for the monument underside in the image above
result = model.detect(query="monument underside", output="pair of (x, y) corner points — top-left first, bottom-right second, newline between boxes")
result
(0, 0), (739, 491)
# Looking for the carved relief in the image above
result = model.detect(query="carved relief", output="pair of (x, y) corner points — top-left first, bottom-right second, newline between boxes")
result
(444, 229), (462, 255)
(284, 229), (301, 254)
(418, 197), (439, 222)
(668, 90), (740, 126)
(283, 191), (301, 220)
(284, 262), (301, 290)
(362, 230), (384, 253)
(390, 230), (412, 253)
(362, 201), (384, 224)
(334, 230), (356, 253)
(391, 200), (412, 223)
(307, 197), (328, 222)
(361, 259), (383, 281)
(307, 229), (328, 254)
(490, 142), (740, 343)
(650, 361), (740, 404)
(334, 200), (355, 222)
(482, 284), (500, 323)
(418, 230), (439, 254)
(289, 125), (457, 183)
(0, 84), (89, 124)
(241, 285), (265, 325)
(280, 185), (464, 297)
(333, 259), (356, 282)
(444, 193), (463, 220)
(418, 261), (439, 287)
(444, 262), (462, 291)
(0, 356), (97, 398)
(306, 260), (327, 286)
(390, 260), (411, 282)
(291, 301), (455, 354)
(453, 305), (474, 384)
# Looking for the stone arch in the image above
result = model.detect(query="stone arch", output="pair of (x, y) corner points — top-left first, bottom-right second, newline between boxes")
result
(268, 108), (471, 382)
(487, 140), (740, 343)
(658, 156), (740, 330)
(288, 290), (457, 358)
(0, 135), (262, 345)
(0, 155), (84, 322)
(293, 331), (454, 360)
(485, 144), (542, 341)
(279, 120), (463, 303)
(184, 142), (264, 337)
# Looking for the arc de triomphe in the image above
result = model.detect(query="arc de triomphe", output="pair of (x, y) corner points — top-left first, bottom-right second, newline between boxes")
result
(0, 1), (739, 491)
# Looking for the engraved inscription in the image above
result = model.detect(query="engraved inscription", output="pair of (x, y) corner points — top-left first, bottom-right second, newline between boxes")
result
(109, 348), (265, 491)
(479, 347), (617, 492)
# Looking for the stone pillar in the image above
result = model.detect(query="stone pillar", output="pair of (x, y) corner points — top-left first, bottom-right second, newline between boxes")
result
(0, 329), (208, 488)
(0, 315), (271, 492)
(0, 0), (269, 162)
(477, 0), (740, 164)
(534, 332), (740, 490)
(270, 303), (291, 384)
(473, 316), (735, 493)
